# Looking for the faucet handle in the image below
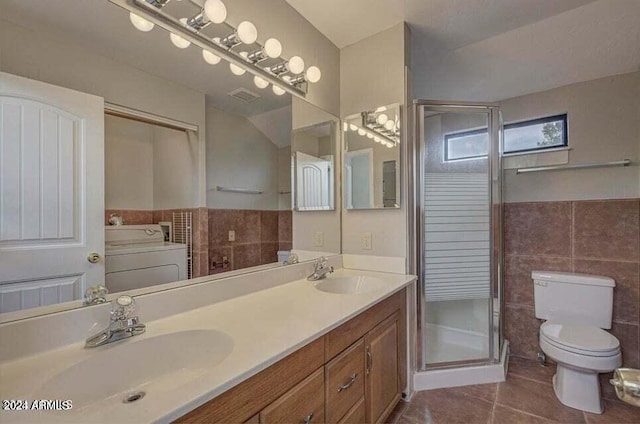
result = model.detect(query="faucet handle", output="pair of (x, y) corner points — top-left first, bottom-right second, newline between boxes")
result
(83, 285), (109, 305)
(111, 295), (137, 321)
(317, 256), (328, 268)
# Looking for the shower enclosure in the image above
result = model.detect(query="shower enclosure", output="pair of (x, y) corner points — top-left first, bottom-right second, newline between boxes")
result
(414, 101), (504, 376)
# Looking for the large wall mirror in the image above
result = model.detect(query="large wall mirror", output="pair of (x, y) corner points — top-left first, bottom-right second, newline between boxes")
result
(0, 0), (340, 321)
(343, 103), (401, 209)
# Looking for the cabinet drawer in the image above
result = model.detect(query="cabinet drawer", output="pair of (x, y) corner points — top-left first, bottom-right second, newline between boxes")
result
(260, 368), (325, 424)
(325, 339), (365, 423)
(338, 397), (365, 424)
(325, 290), (403, 360)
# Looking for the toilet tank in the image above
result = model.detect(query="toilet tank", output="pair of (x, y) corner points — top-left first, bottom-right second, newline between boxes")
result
(532, 271), (615, 329)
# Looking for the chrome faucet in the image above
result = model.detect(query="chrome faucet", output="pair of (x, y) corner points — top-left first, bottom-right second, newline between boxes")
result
(85, 295), (146, 348)
(307, 257), (334, 281)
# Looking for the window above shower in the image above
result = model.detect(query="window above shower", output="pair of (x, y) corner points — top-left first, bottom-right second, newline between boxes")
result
(444, 113), (568, 161)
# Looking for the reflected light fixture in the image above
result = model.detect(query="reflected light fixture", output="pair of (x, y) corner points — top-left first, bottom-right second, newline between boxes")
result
(202, 49), (221, 65)
(230, 52), (249, 75)
(170, 19), (191, 48)
(253, 75), (269, 89)
(129, 12), (154, 31)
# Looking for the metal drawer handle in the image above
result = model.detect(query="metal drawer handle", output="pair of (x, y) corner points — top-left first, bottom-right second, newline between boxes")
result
(337, 373), (358, 392)
(302, 412), (313, 424)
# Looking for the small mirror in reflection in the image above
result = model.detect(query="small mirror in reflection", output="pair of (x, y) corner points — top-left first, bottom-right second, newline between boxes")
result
(293, 121), (336, 211)
(344, 104), (401, 209)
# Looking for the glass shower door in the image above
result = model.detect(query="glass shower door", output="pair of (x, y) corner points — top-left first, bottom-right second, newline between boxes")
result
(416, 101), (502, 369)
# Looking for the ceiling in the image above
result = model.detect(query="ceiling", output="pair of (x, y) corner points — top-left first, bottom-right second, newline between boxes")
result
(0, 0), (292, 117)
(284, 0), (403, 49)
(286, 0), (640, 101)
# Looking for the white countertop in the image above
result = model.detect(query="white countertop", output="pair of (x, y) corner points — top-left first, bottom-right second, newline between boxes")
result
(0, 268), (415, 424)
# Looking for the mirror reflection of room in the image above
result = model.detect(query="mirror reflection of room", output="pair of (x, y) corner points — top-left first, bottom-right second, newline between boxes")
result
(0, 0), (342, 317)
(344, 104), (401, 210)
(104, 114), (197, 293)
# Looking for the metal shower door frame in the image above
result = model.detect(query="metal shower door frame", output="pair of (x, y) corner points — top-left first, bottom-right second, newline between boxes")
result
(413, 100), (503, 371)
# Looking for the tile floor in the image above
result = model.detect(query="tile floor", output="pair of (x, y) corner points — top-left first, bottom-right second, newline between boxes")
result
(388, 356), (640, 423)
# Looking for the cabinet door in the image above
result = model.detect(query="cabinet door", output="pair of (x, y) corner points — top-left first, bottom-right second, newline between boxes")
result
(365, 312), (401, 424)
(260, 368), (325, 424)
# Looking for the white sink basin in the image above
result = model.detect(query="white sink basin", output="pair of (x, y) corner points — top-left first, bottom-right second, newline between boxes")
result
(35, 329), (233, 407)
(315, 276), (386, 294)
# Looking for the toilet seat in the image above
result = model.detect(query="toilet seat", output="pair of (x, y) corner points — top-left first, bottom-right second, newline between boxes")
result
(540, 321), (620, 357)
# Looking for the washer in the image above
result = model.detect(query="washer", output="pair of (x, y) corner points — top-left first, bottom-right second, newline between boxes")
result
(105, 225), (187, 293)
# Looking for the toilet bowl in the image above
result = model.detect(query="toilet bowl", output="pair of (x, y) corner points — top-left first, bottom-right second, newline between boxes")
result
(539, 321), (621, 414)
(532, 271), (620, 414)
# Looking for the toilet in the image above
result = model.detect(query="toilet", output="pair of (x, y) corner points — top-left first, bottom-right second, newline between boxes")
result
(532, 271), (622, 414)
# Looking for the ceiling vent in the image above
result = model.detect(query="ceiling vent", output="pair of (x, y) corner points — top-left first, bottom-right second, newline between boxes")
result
(228, 88), (260, 103)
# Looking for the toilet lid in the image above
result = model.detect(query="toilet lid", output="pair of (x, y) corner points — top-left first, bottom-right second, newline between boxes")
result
(541, 322), (619, 353)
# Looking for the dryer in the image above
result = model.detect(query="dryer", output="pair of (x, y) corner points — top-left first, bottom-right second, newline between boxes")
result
(105, 225), (187, 293)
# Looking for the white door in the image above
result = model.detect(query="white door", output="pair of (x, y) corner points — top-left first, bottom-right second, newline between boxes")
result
(295, 151), (331, 210)
(344, 148), (374, 209)
(0, 72), (104, 313)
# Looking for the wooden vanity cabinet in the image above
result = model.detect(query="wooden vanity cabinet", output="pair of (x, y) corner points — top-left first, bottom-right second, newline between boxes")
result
(175, 288), (406, 424)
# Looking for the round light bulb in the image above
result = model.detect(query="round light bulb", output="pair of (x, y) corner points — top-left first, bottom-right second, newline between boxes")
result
(343, 122), (348, 132)
(264, 38), (282, 58)
(374, 137), (382, 143)
(386, 143), (393, 148)
(203, 0), (227, 24)
(254, 76), (269, 89)
(305, 66), (321, 83)
(230, 52), (248, 75)
(376, 114), (388, 125)
(272, 85), (286, 96)
(349, 124), (358, 131)
(230, 63), (246, 75)
(129, 12), (154, 32)
(170, 19), (191, 49)
(395, 120), (400, 130)
(202, 49), (221, 65)
(366, 133), (374, 139)
(237, 21), (258, 44)
(288, 56), (305, 75)
(384, 120), (395, 130)
(357, 128), (366, 136)
(375, 106), (387, 113)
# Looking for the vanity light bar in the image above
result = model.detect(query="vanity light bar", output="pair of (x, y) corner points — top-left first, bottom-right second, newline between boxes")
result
(360, 112), (400, 146)
(109, 0), (315, 98)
